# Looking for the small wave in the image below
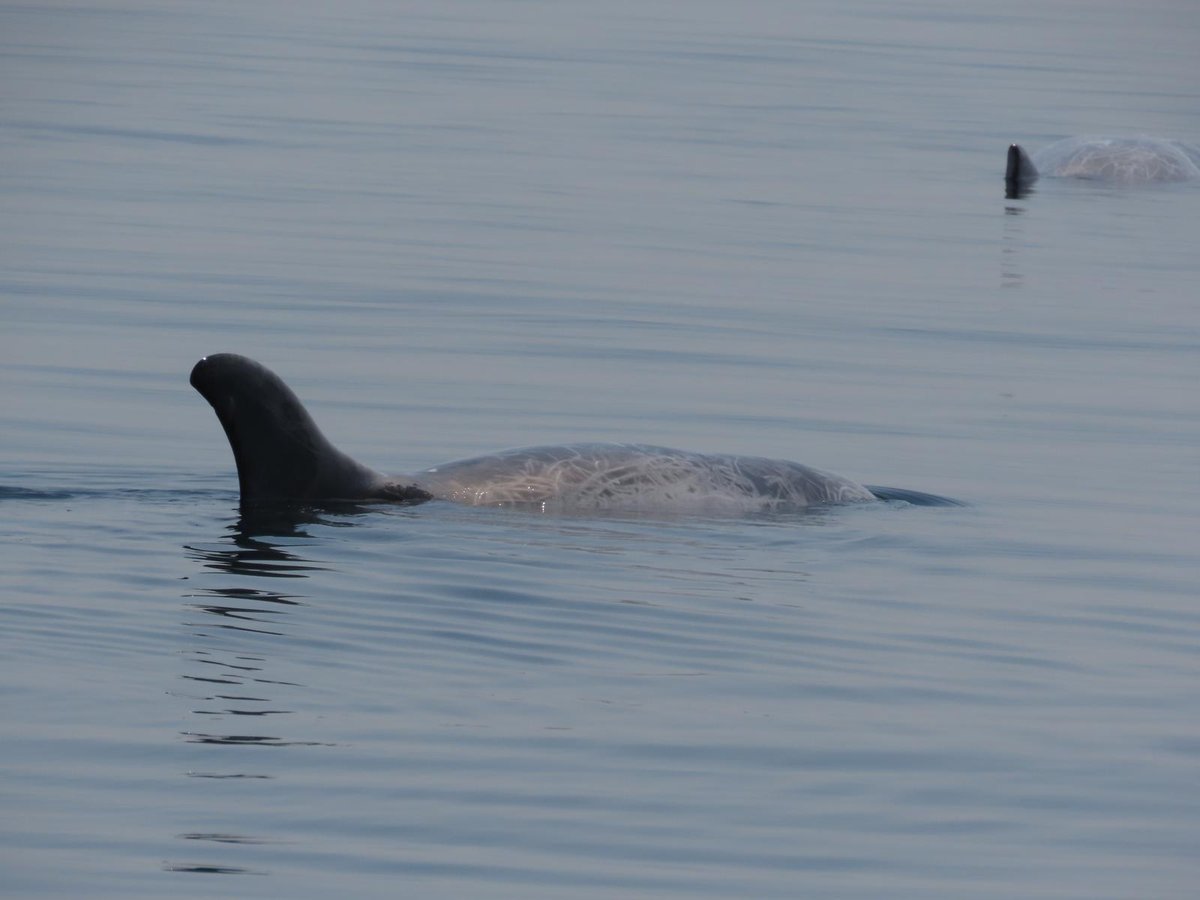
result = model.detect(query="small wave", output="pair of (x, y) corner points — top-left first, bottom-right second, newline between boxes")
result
(0, 485), (81, 501)
(0, 483), (234, 503)
(865, 485), (966, 507)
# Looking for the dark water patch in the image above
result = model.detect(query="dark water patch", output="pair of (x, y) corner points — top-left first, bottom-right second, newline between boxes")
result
(181, 674), (244, 686)
(163, 862), (266, 875)
(0, 482), (232, 505)
(0, 485), (81, 501)
(192, 707), (293, 717)
(8, 119), (267, 147)
(177, 832), (275, 844)
(181, 732), (332, 747)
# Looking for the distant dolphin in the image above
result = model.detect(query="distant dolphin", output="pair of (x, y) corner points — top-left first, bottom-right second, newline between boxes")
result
(1006, 135), (1200, 196)
(191, 354), (957, 512)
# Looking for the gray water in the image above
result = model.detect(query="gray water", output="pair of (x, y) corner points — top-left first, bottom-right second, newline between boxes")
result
(2, 1), (1198, 897)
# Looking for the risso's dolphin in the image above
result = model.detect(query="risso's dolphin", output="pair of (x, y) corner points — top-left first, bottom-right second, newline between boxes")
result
(1006, 135), (1200, 197)
(191, 354), (957, 513)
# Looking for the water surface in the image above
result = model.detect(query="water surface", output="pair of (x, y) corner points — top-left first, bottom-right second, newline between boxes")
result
(2, 1), (1198, 897)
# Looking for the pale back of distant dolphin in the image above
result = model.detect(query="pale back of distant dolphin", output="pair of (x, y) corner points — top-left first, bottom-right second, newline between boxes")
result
(1006, 135), (1200, 196)
(190, 354), (955, 512)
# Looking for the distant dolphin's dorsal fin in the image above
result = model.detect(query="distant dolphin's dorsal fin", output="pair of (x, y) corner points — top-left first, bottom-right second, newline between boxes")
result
(191, 353), (396, 506)
(1005, 143), (1038, 196)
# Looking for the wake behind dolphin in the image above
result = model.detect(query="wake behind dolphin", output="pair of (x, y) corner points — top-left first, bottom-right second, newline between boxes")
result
(190, 354), (958, 513)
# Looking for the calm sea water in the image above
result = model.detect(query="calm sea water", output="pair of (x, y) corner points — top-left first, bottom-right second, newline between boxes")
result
(2, 1), (1198, 897)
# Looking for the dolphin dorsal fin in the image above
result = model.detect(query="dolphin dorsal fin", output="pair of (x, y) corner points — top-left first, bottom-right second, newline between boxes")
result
(191, 354), (389, 506)
(1005, 143), (1038, 197)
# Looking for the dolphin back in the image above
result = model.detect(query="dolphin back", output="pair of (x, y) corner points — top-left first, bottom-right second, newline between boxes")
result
(417, 443), (877, 512)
